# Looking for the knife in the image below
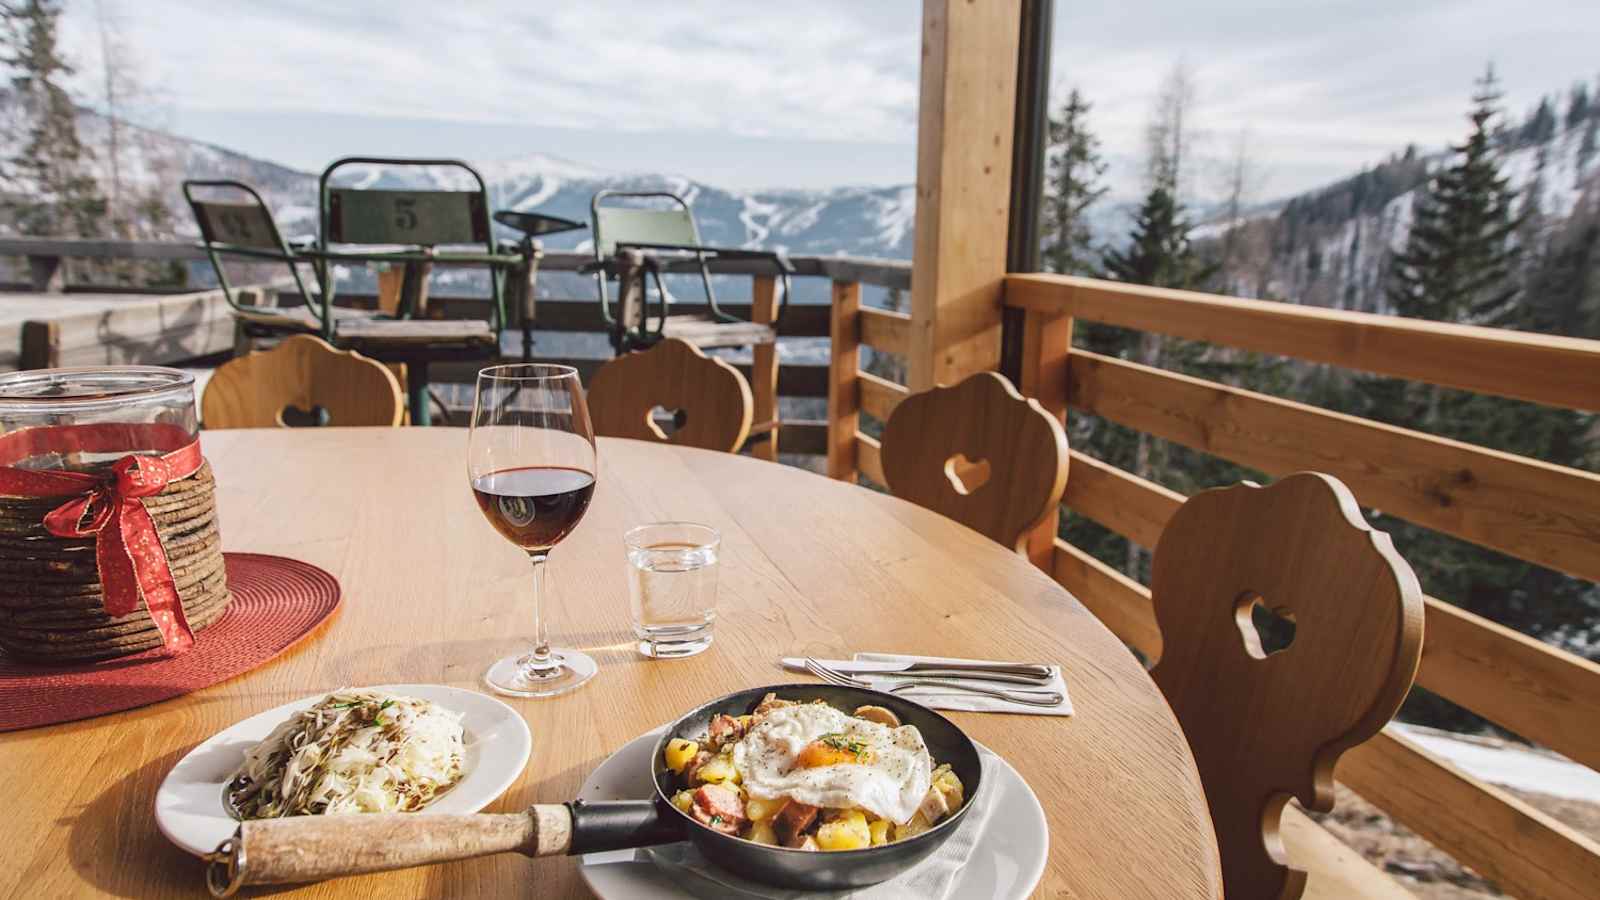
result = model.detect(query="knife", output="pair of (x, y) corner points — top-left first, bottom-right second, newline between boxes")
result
(781, 657), (1055, 685)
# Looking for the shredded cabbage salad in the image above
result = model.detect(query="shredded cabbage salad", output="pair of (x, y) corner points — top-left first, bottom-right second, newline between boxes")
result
(227, 688), (465, 819)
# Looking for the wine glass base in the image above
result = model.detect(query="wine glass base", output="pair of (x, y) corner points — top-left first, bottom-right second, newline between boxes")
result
(484, 649), (597, 699)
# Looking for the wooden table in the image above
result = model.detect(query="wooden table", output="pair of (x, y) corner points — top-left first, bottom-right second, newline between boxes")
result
(0, 428), (1221, 899)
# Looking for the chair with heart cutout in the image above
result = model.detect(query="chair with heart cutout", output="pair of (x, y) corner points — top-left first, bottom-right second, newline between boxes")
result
(201, 334), (404, 429)
(587, 338), (754, 453)
(879, 371), (1069, 554)
(1149, 472), (1425, 900)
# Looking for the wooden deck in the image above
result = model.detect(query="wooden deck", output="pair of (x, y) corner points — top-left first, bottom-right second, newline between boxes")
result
(0, 288), (241, 371)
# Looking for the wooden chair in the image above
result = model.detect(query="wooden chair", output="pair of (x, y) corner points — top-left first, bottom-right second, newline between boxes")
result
(1148, 473), (1425, 900)
(587, 338), (753, 453)
(880, 371), (1069, 553)
(202, 334), (405, 429)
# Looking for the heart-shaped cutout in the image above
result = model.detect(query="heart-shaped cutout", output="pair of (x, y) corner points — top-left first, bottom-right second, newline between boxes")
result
(1234, 592), (1296, 658)
(646, 405), (687, 439)
(278, 404), (330, 428)
(943, 454), (992, 496)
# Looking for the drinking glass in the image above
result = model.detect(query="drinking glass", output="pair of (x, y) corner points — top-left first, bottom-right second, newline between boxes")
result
(469, 364), (598, 698)
(625, 522), (720, 658)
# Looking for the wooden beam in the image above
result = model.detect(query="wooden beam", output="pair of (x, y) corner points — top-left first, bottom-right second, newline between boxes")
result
(828, 280), (862, 481)
(749, 274), (780, 461)
(859, 371), (909, 423)
(1005, 273), (1600, 412)
(1339, 729), (1600, 900)
(19, 320), (59, 369)
(857, 432), (886, 486)
(1061, 449), (1181, 549)
(859, 307), (911, 356)
(1019, 308), (1072, 565)
(1067, 349), (1600, 583)
(1416, 597), (1600, 773)
(909, 0), (1021, 390)
(1051, 538), (1163, 661)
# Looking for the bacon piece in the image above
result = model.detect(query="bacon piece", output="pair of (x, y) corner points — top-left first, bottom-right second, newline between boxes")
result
(707, 713), (745, 750)
(680, 749), (715, 784)
(774, 800), (819, 847)
(691, 783), (746, 835)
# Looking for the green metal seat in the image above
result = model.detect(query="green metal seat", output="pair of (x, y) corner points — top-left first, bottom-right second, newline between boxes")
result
(183, 180), (334, 337)
(311, 156), (527, 424)
(589, 190), (792, 352)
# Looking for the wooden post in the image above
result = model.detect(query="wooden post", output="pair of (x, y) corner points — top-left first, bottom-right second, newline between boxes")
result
(1019, 307), (1073, 568)
(828, 280), (862, 482)
(908, 0), (1022, 391)
(19, 321), (60, 369)
(28, 255), (64, 293)
(750, 274), (780, 461)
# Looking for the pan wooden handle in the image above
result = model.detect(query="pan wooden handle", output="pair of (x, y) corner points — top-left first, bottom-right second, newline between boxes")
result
(206, 805), (572, 896)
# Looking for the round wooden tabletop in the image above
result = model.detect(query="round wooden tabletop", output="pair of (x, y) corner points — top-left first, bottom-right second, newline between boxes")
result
(0, 428), (1221, 899)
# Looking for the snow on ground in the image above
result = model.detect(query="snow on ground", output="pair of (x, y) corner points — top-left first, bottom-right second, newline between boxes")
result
(1393, 723), (1600, 802)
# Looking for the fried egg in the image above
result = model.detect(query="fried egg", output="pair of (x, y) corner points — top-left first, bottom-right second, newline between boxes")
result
(732, 703), (933, 825)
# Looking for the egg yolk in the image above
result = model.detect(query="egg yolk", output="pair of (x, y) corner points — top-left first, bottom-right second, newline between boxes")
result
(795, 732), (873, 768)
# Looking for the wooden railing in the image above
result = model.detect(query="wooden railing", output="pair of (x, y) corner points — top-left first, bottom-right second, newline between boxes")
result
(989, 274), (1600, 900)
(0, 237), (911, 457)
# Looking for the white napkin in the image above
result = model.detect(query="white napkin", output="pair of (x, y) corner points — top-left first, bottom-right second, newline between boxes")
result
(644, 749), (1000, 900)
(851, 653), (1073, 717)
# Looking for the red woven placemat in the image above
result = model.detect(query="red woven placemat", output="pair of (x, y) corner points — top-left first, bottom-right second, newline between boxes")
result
(0, 553), (340, 731)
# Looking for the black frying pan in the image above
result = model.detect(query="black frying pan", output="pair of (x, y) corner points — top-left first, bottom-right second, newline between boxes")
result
(205, 684), (983, 896)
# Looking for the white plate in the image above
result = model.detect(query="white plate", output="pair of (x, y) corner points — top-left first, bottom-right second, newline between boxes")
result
(575, 727), (1049, 900)
(154, 684), (532, 857)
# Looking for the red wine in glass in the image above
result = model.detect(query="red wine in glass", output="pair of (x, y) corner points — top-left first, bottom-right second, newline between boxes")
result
(471, 466), (596, 551)
(468, 363), (599, 699)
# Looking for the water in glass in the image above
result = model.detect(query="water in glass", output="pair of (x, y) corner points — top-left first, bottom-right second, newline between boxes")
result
(626, 523), (719, 658)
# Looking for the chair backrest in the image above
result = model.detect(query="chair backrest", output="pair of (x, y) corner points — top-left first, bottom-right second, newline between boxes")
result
(326, 188), (489, 246)
(591, 191), (700, 258)
(880, 371), (1069, 553)
(183, 180), (315, 313)
(587, 338), (753, 452)
(202, 334), (404, 429)
(1148, 473), (1424, 900)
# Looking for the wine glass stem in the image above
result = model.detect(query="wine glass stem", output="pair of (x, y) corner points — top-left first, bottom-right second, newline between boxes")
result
(523, 552), (555, 673)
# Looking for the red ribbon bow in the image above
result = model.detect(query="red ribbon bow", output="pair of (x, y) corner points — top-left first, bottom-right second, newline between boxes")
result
(0, 424), (204, 655)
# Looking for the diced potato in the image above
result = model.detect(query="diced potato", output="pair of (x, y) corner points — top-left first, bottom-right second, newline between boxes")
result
(869, 819), (892, 846)
(736, 714), (755, 730)
(933, 769), (965, 810)
(897, 811), (933, 839)
(797, 835), (820, 851)
(748, 820), (779, 845)
(852, 705), (901, 727)
(815, 809), (871, 850)
(695, 755), (740, 785)
(664, 739), (699, 774)
(745, 794), (785, 821)
(670, 790), (695, 814)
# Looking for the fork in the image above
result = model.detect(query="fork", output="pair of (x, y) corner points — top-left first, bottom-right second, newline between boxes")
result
(805, 657), (1065, 709)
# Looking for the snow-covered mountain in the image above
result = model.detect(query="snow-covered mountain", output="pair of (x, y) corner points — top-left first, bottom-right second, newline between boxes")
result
(1193, 108), (1600, 315)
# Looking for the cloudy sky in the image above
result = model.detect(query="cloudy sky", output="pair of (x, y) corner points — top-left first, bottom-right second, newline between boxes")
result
(58, 0), (1600, 203)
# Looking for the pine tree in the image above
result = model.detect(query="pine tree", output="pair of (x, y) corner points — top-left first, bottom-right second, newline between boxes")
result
(1388, 65), (1521, 325)
(1519, 96), (1556, 146)
(1040, 88), (1107, 276)
(1102, 188), (1214, 289)
(1566, 81), (1591, 131)
(2, 0), (106, 237)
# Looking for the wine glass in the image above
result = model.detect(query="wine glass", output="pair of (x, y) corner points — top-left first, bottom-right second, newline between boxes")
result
(469, 364), (598, 698)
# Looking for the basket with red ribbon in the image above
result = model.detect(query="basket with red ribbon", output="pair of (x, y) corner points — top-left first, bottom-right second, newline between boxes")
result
(0, 368), (228, 663)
